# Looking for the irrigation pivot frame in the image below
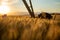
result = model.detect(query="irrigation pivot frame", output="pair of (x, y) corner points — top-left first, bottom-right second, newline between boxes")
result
(22, 0), (35, 18)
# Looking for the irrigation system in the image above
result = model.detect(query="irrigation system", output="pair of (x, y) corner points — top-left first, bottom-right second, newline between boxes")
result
(22, 0), (35, 18)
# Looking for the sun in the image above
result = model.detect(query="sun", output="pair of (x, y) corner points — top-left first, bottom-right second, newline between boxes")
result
(0, 5), (10, 15)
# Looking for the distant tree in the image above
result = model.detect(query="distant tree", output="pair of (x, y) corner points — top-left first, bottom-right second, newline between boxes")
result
(2, 14), (7, 18)
(38, 12), (52, 19)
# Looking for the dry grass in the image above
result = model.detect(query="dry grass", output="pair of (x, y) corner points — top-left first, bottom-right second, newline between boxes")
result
(0, 15), (60, 40)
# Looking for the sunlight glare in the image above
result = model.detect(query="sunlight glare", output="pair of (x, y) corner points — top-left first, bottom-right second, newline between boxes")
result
(0, 3), (10, 15)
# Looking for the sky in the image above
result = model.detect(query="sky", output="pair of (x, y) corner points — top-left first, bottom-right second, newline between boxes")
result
(0, 0), (60, 13)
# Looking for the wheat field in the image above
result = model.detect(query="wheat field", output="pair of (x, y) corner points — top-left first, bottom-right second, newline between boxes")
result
(0, 15), (60, 40)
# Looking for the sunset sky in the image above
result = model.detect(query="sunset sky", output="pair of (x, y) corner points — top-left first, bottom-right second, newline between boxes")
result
(0, 0), (60, 13)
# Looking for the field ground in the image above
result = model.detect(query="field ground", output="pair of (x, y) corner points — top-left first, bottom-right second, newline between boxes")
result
(0, 14), (60, 40)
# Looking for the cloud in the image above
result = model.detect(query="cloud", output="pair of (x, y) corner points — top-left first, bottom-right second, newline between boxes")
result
(1, 0), (19, 5)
